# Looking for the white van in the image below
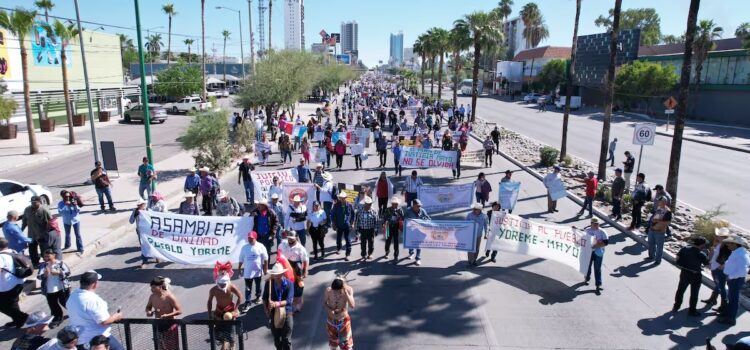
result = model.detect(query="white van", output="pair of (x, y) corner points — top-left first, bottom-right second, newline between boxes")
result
(555, 96), (581, 110)
(460, 79), (483, 95)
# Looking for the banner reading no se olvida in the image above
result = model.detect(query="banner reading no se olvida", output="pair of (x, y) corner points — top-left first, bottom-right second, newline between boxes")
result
(398, 146), (457, 170)
(486, 212), (594, 275)
(137, 211), (253, 265)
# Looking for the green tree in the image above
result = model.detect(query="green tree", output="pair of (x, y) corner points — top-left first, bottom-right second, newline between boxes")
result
(597, 0), (622, 181)
(449, 24), (472, 107)
(454, 10), (503, 121)
(736, 22), (750, 38)
(315, 64), (356, 97)
(497, 0), (514, 22)
(537, 59), (566, 91)
(560, 0), (582, 162)
(183, 38), (194, 64)
(595, 8), (661, 46)
(118, 34), (138, 72)
(146, 33), (164, 61)
(180, 110), (233, 171)
(154, 62), (203, 97)
(693, 19), (723, 92)
(660, 34), (685, 44)
(428, 27), (450, 101)
(162, 3), (177, 65)
(0, 8), (40, 154)
(614, 60), (678, 111)
(42, 20), (79, 145)
(34, 0), (54, 23)
(413, 35), (427, 95)
(0, 91), (18, 126)
(520, 3), (549, 48)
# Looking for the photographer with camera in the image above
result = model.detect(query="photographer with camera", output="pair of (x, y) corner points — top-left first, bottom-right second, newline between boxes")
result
(58, 190), (84, 255)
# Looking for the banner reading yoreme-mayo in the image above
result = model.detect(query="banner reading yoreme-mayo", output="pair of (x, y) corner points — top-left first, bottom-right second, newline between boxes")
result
(250, 169), (296, 200)
(486, 212), (593, 275)
(137, 211), (253, 265)
(418, 183), (474, 213)
(282, 183), (316, 213)
(403, 219), (478, 252)
(399, 146), (457, 170)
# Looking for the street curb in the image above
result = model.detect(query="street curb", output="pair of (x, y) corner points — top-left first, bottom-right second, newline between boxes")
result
(0, 142), (93, 175)
(653, 131), (750, 154)
(467, 129), (750, 310)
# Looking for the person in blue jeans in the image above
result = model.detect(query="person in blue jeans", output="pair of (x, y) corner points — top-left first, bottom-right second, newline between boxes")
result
(717, 235), (750, 326)
(269, 194), (285, 252)
(58, 190), (84, 254)
(579, 218), (609, 295)
(137, 157), (156, 200)
(90, 161), (115, 211)
(403, 199), (430, 266)
(646, 199), (672, 265)
(331, 192), (354, 261)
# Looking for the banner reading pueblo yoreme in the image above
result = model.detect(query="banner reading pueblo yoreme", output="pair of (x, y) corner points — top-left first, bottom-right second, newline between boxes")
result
(403, 219), (477, 252)
(399, 146), (457, 169)
(486, 212), (593, 275)
(137, 211), (253, 265)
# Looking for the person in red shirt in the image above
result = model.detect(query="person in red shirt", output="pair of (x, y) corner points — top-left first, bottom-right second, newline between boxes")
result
(577, 171), (598, 218)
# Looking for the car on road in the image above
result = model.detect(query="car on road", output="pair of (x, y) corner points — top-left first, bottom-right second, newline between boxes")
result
(0, 179), (52, 225)
(555, 96), (582, 110)
(162, 96), (212, 114)
(207, 89), (229, 98)
(460, 79), (483, 95)
(123, 104), (168, 123)
(523, 93), (544, 103)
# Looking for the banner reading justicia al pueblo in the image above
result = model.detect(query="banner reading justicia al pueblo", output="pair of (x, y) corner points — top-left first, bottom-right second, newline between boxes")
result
(137, 211), (254, 265)
(403, 219), (478, 252)
(398, 146), (457, 170)
(486, 212), (593, 275)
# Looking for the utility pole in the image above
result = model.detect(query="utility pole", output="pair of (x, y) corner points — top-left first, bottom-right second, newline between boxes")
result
(247, 0), (255, 72)
(73, 0), (100, 164)
(133, 0), (154, 164)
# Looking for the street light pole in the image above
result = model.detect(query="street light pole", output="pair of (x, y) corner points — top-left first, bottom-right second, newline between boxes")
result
(73, 0), (100, 164)
(133, 0), (154, 164)
(217, 6), (245, 79)
(247, 0), (255, 73)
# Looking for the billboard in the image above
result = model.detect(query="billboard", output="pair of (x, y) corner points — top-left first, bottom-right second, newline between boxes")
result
(30, 21), (72, 67)
(336, 54), (351, 65)
(331, 33), (341, 43)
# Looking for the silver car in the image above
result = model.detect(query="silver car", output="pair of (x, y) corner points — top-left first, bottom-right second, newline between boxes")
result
(123, 104), (168, 124)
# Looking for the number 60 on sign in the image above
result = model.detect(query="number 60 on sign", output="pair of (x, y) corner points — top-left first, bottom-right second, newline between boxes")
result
(632, 123), (656, 146)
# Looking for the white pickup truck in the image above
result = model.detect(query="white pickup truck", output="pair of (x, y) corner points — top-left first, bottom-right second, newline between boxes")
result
(555, 96), (582, 110)
(163, 96), (212, 113)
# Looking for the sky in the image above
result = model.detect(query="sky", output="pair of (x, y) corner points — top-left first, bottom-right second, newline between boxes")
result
(3, 0), (748, 67)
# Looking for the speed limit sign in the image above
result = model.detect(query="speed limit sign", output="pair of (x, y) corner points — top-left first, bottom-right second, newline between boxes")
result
(632, 123), (656, 145)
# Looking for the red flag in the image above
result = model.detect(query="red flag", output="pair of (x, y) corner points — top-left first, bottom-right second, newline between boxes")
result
(275, 254), (296, 282)
(284, 123), (293, 135)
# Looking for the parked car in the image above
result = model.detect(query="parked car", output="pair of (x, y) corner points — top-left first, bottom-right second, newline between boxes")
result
(207, 89), (229, 98)
(162, 96), (211, 113)
(0, 179), (52, 225)
(555, 96), (582, 110)
(123, 104), (168, 123)
(537, 95), (555, 105)
(523, 93), (543, 103)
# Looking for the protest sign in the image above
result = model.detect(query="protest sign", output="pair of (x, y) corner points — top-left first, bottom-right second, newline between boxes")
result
(403, 219), (478, 252)
(332, 131), (350, 145)
(292, 125), (301, 138)
(547, 177), (567, 201)
(399, 146), (457, 169)
(486, 212), (594, 275)
(350, 144), (364, 156)
(399, 136), (416, 146)
(296, 126), (308, 139)
(356, 127), (370, 147)
(313, 147), (328, 164)
(418, 183), (474, 213)
(283, 183), (316, 213)
(255, 141), (271, 154)
(460, 150), (484, 168)
(137, 211), (253, 265)
(313, 132), (325, 141)
(283, 123), (293, 135)
(499, 181), (521, 211)
(250, 169), (296, 200)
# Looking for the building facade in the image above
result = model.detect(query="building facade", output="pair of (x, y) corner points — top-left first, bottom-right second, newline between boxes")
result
(389, 32), (404, 65)
(512, 46), (572, 81)
(502, 17), (528, 58)
(341, 21), (358, 54)
(283, 0), (303, 50)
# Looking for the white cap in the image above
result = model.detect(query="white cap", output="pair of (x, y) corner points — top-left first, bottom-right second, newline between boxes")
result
(472, 203), (483, 210)
(362, 196), (373, 204)
(271, 193), (280, 199)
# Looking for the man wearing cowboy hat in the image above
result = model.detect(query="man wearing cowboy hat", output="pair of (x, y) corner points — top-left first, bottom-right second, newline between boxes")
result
(672, 236), (709, 316)
(718, 235), (750, 325)
(404, 199), (430, 266)
(263, 263), (295, 350)
(382, 197), (404, 261)
(198, 167), (217, 216)
(178, 192), (200, 216)
(466, 203), (489, 266)
(318, 172), (336, 227)
(183, 167), (201, 198)
(354, 196), (378, 261)
(215, 190), (241, 217)
(285, 196), (309, 247)
(576, 218), (609, 295)
(238, 156), (256, 203)
(331, 192), (355, 260)
(10, 311), (53, 349)
(704, 227), (732, 311)
(250, 199), (279, 253)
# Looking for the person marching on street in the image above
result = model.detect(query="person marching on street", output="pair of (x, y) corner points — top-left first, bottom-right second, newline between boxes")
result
(578, 218), (609, 295)
(207, 263), (242, 350)
(324, 276), (356, 350)
(466, 203), (488, 267)
(286, 196), (309, 247)
(250, 199), (279, 255)
(238, 156), (256, 203)
(58, 190), (83, 254)
(605, 138), (618, 166)
(22, 196), (52, 269)
(0, 237), (29, 329)
(91, 161), (115, 212)
(137, 157), (157, 200)
(672, 236), (709, 316)
(402, 170), (424, 208)
(543, 166), (562, 213)
(375, 172), (393, 216)
(263, 263), (295, 350)
(238, 231), (269, 311)
(484, 201), (502, 262)
(145, 276), (182, 350)
(354, 197), (378, 261)
(307, 202), (328, 260)
(610, 169), (625, 221)
(382, 197), (404, 262)
(404, 199), (430, 266)
(178, 192), (200, 215)
(376, 131), (388, 168)
(622, 151), (635, 192)
(215, 190), (242, 217)
(199, 167), (217, 216)
(576, 171), (598, 218)
(490, 126), (501, 154)
(629, 173), (650, 231)
(646, 198), (672, 265)
(37, 248), (71, 328)
(473, 173), (492, 208)
(703, 228), (732, 313)
(483, 135), (494, 167)
(331, 192), (355, 261)
(277, 232), (309, 313)
(392, 142), (403, 176)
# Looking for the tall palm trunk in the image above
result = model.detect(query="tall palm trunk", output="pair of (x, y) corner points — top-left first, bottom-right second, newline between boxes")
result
(430, 55), (435, 97)
(667, 0), (701, 211)
(452, 51), (459, 107)
(437, 52), (444, 101)
(268, 0), (272, 51)
(167, 16), (172, 64)
(187, 45), (191, 64)
(223, 37), (227, 83)
(471, 38), (481, 122)
(597, 0), (622, 180)
(20, 44), (39, 154)
(61, 45), (75, 144)
(560, 0), (581, 161)
(201, 0), (206, 99)
(420, 53), (426, 95)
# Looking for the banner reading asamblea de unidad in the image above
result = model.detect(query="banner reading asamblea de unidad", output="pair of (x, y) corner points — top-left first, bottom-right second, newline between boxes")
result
(250, 169), (296, 200)
(137, 211), (253, 265)
(399, 146), (457, 170)
(486, 212), (594, 275)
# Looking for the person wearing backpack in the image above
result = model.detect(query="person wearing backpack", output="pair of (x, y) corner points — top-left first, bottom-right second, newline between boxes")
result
(0, 236), (29, 328)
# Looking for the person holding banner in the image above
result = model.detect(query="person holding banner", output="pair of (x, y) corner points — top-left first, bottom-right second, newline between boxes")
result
(401, 171), (424, 208)
(382, 198), (404, 261)
(466, 203), (489, 266)
(576, 218), (609, 295)
(543, 166), (562, 213)
(404, 199), (430, 266)
(177, 192), (200, 216)
(331, 193), (355, 261)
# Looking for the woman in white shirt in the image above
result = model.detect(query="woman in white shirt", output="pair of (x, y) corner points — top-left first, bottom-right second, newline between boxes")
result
(307, 201), (328, 260)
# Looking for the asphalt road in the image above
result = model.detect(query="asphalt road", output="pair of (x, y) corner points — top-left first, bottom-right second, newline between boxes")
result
(452, 91), (750, 229)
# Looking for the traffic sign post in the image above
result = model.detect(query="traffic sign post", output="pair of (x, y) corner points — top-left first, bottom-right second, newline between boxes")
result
(663, 96), (678, 132)
(632, 123), (656, 176)
(664, 109), (675, 131)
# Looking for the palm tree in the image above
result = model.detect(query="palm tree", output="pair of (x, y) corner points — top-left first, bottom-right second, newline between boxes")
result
(268, 0), (273, 52)
(423, 32), (436, 97)
(184, 38), (194, 64)
(497, 0), (513, 22)
(735, 22), (749, 38)
(162, 3), (177, 65)
(666, 0), (701, 211)
(34, 0), (54, 23)
(454, 10), (503, 121)
(693, 19), (722, 92)
(559, 0), (582, 161)
(0, 8), (40, 154)
(145, 34), (164, 61)
(428, 28), (450, 101)
(520, 2), (549, 48)
(42, 20), (79, 145)
(222, 30), (231, 84)
(201, 0), (206, 99)
(413, 35), (427, 95)
(596, 0), (622, 181)
(449, 24), (472, 107)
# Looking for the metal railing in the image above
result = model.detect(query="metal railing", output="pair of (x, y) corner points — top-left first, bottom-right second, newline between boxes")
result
(112, 318), (245, 350)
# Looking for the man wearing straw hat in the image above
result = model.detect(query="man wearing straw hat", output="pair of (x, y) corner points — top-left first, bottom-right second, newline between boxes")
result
(703, 227), (732, 313)
(718, 235), (750, 326)
(263, 263), (295, 350)
(672, 236), (709, 316)
(331, 192), (355, 260)
(382, 197), (404, 261)
(250, 199), (279, 253)
(215, 190), (241, 217)
(10, 311), (53, 349)
(177, 192), (200, 216)
(466, 203), (488, 267)
(354, 196), (378, 261)
(183, 167), (201, 198)
(199, 167), (217, 216)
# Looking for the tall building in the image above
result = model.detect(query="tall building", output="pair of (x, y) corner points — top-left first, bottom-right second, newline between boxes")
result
(502, 17), (528, 57)
(389, 31), (404, 65)
(283, 0), (303, 50)
(300, 0), (305, 50)
(341, 21), (358, 54)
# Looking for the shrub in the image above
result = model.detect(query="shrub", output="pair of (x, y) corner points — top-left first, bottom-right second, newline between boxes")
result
(561, 154), (573, 167)
(180, 110), (233, 172)
(232, 121), (256, 155)
(539, 146), (560, 166)
(694, 205), (731, 242)
(596, 184), (612, 203)
(208, 95), (218, 109)
(621, 193), (633, 213)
